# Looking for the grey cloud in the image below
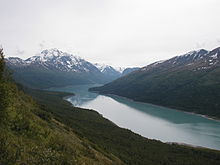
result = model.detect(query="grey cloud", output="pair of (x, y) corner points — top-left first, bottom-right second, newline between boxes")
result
(1, 0), (220, 67)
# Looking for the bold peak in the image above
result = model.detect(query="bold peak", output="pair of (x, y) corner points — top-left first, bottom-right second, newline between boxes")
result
(40, 48), (63, 57)
(210, 47), (220, 53)
(8, 57), (23, 60)
(94, 63), (109, 68)
(94, 63), (111, 72)
(207, 47), (220, 59)
(114, 67), (125, 73)
(182, 49), (208, 57)
(39, 48), (83, 61)
(7, 57), (24, 63)
(195, 49), (209, 55)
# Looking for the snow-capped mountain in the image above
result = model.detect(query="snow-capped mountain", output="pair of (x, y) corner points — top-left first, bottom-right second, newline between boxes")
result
(7, 48), (142, 76)
(6, 48), (140, 88)
(94, 63), (140, 78)
(6, 49), (119, 88)
(141, 48), (219, 72)
(94, 63), (122, 78)
(94, 63), (117, 73)
(8, 48), (100, 73)
(7, 57), (28, 66)
(114, 67), (125, 74)
(6, 48), (145, 88)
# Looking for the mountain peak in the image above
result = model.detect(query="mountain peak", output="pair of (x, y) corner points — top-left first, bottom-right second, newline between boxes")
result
(114, 67), (125, 73)
(25, 48), (85, 66)
(165, 48), (209, 66)
(94, 63), (111, 72)
(209, 47), (220, 55)
(40, 48), (82, 60)
(6, 57), (26, 65)
(41, 48), (62, 57)
(181, 49), (208, 58)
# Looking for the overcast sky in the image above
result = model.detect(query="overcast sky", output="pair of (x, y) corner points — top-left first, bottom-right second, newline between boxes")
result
(1, 0), (220, 67)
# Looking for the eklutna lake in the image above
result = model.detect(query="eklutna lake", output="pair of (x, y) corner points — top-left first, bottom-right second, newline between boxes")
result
(49, 84), (220, 150)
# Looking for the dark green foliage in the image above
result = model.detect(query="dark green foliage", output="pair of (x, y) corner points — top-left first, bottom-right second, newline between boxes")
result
(6, 63), (115, 89)
(8, 66), (100, 89)
(0, 48), (5, 80)
(26, 88), (220, 165)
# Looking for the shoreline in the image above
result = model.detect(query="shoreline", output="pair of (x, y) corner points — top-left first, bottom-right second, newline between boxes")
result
(91, 91), (220, 122)
(166, 142), (220, 151)
(62, 89), (220, 151)
(65, 92), (220, 151)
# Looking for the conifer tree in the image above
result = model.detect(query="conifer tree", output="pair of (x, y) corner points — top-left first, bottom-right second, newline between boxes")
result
(0, 48), (5, 80)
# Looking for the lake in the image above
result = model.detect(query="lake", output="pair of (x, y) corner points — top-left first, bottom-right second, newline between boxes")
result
(49, 84), (220, 150)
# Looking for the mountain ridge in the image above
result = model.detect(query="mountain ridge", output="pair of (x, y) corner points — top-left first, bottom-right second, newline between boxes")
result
(90, 46), (220, 118)
(6, 48), (139, 89)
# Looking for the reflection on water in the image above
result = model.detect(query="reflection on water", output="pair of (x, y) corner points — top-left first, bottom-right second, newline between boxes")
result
(48, 84), (99, 106)
(49, 84), (220, 150)
(110, 95), (213, 124)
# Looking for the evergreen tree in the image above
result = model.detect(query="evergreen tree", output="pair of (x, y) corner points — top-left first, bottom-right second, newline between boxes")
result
(0, 48), (5, 80)
(0, 48), (6, 123)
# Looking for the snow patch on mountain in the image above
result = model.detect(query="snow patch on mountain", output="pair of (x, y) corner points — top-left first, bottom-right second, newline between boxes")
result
(140, 48), (220, 72)
(114, 67), (125, 73)
(94, 63), (109, 72)
(94, 63), (124, 75)
(211, 53), (218, 59)
(7, 49), (100, 73)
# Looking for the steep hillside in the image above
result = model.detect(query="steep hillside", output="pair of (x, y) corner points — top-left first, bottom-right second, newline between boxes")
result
(0, 49), (124, 165)
(90, 47), (220, 118)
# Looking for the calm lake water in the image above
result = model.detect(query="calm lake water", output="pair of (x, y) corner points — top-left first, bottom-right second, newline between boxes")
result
(49, 84), (220, 150)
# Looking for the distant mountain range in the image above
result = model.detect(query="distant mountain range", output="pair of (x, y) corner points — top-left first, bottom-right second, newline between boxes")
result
(90, 47), (220, 118)
(6, 48), (139, 88)
(94, 63), (122, 80)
